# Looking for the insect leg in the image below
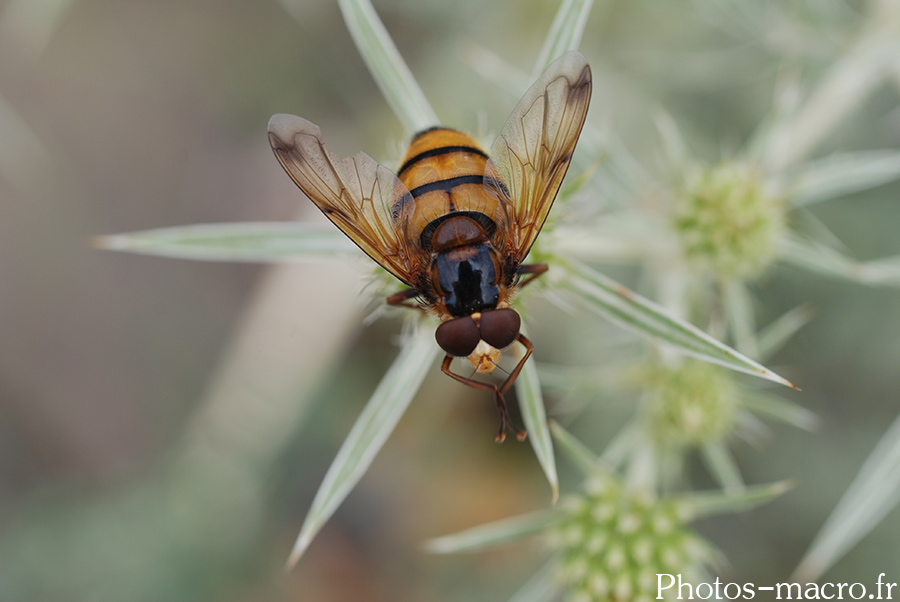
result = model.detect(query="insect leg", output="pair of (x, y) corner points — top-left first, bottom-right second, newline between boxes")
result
(516, 264), (548, 289)
(440, 353), (529, 443)
(386, 288), (423, 311)
(497, 333), (534, 397)
(490, 334), (533, 441)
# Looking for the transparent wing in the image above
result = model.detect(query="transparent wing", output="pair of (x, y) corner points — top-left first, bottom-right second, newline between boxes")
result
(485, 51), (592, 261)
(268, 114), (417, 286)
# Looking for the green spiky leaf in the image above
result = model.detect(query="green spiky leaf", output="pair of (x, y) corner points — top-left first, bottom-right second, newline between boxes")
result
(95, 223), (355, 262)
(563, 260), (799, 389)
(288, 325), (437, 567)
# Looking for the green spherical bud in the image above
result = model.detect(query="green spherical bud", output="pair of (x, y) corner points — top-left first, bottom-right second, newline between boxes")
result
(672, 162), (786, 280)
(551, 471), (713, 602)
(648, 360), (739, 446)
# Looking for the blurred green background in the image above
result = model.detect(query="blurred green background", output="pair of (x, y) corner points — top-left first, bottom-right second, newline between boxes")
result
(1, 0), (899, 600)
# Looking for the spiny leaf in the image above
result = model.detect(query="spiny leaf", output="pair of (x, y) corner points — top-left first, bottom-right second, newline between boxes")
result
(424, 510), (559, 554)
(679, 480), (796, 520)
(549, 420), (598, 475)
(533, 0), (594, 74)
(95, 222), (355, 262)
(780, 236), (900, 287)
(517, 356), (559, 503)
(563, 260), (799, 389)
(287, 325), (437, 567)
(338, 0), (438, 134)
(788, 150), (900, 207)
(793, 414), (900, 582)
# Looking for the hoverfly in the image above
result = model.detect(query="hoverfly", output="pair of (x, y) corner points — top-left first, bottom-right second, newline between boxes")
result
(268, 51), (591, 442)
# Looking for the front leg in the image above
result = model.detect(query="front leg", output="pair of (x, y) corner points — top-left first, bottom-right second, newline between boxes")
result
(440, 333), (534, 443)
(386, 288), (423, 311)
(497, 333), (534, 397)
(516, 264), (548, 289)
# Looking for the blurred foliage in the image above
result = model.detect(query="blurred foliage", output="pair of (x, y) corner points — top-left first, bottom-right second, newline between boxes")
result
(1, 0), (899, 601)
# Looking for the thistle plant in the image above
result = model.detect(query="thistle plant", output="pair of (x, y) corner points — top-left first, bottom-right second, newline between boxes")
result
(551, 470), (714, 602)
(92, 0), (900, 597)
(427, 422), (792, 602)
(671, 161), (786, 281)
(647, 360), (740, 448)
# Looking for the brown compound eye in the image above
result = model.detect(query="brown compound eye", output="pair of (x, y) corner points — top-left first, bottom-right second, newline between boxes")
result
(478, 308), (521, 350)
(435, 316), (481, 357)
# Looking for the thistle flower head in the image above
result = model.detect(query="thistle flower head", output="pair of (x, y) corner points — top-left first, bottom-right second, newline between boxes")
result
(672, 161), (787, 281)
(648, 360), (740, 447)
(551, 471), (714, 602)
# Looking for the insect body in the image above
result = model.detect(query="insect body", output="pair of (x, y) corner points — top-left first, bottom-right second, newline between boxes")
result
(268, 51), (592, 441)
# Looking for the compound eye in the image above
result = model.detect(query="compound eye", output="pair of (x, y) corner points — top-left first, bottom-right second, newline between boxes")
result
(478, 308), (521, 350)
(435, 316), (480, 357)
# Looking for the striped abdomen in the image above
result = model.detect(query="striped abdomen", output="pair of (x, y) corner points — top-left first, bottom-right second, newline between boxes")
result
(393, 128), (509, 253)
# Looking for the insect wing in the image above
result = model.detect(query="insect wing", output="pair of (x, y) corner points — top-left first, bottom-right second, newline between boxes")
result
(485, 51), (592, 261)
(268, 114), (416, 286)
